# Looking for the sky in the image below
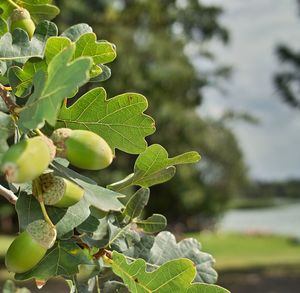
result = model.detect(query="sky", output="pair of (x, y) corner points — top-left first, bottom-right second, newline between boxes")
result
(198, 0), (300, 180)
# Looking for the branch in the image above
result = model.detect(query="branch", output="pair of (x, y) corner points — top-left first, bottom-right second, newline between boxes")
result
(0, 184), (17, 205)
(0, 84), (18, 114)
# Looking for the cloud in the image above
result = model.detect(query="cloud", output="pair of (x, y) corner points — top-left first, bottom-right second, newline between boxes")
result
(199, 0), (300, 180)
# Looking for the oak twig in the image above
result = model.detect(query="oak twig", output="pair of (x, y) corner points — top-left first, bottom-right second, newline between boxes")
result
(0, 184), (18, 205)
(0, 84), (19, 114)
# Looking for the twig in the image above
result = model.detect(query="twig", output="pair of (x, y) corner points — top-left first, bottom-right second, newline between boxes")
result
(7, 0), (20, 9)
(0, 184), (18, 205)
(0, 84), (19, 114)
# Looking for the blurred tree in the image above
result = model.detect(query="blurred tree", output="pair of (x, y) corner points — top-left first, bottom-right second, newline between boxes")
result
(274, 45), (300, 108)
(274, 0), (300, 108)
(54, 0), (248, 229)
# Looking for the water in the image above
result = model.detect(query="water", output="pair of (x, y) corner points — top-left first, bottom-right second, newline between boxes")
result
(220, 202), (300, 238)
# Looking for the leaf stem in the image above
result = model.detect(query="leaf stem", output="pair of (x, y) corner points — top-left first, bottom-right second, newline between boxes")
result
(34, 178), (55, 228)
(0, 184), (17, 205)
(95, 275), (100, 293)
(35, 129), (44, 136)
(7, 0), (20, 9)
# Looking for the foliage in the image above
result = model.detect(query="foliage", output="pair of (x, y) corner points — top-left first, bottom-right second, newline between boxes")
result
(274, 44), (300, 108)
(0, 0), (229, 292)
(55, 0), (248, 225)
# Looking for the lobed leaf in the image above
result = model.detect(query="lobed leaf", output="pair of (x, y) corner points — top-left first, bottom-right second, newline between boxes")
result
(148, 232), (218, 284)
(18, 45), (92, 130)
(108, 144), (200, 191)
(61, 23), (93, 42)
(136, 214), (167, 233)
(56, 87), (155, 154)
(0, 0), (59, 23)
(112, 251), (196, 293)
(187, 284), (231, 293)
(0, 21), (57, 69)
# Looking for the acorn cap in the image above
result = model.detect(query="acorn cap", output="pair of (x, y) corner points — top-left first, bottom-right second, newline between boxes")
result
(40, 173), (84, 208)
(9, 8), (31, 23)
(26, 220), (56, 249)
(51, 128), (72, 158)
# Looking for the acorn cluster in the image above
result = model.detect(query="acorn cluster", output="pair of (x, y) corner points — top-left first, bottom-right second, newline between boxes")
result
(1, 128), (113, 273)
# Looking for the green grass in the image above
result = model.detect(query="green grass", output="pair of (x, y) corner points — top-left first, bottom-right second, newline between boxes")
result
(187, 232), (300, 270)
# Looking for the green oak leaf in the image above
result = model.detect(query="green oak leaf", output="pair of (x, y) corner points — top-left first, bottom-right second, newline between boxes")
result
(108, 144), (201, 191)
(123, 188), (150, 220)
(52, 161), (124, 212)
(19, 0), (60, 23)
(18, 44), (92, 130)
(7, 36), (72, 97)
(61, 23), (93, 42)
(108, 222), (140, 252)
(16, 192), (91, 238)
(0, 16), (8, 36)
(148, 232), (218, 284)
(135, 214), (167, 233)
(0, 0), (59, 23)
(15, 240), (91, 281)
(74, 32), (116, 77)
(187, 284), (231, 293)
(0, 111), (14, 160)
(16, 192), (43, 230)
(0, 21), (57, 66)
(47, 198), (91, 238)
(112, 251), (196, 293)
(56, 87), (155, 154)
(8, 57), (47, 97)
(45, 36), (72, 63)
(8, 33), (115, 97)
(0, 0), (15, 20)
(76, 214), (100, 234)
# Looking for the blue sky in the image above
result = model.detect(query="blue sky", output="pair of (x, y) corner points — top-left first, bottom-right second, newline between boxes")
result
(198, 0), (300, 180)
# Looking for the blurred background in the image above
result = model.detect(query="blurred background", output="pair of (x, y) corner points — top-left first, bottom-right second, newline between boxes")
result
(1, 0), (300, 292)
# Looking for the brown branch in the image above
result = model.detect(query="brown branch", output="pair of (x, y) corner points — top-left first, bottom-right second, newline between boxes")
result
(0, 184), (17, 205)
(0, 84), (18, 114)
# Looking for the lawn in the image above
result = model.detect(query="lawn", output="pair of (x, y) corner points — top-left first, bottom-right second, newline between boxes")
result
(187, 232), (300, 270)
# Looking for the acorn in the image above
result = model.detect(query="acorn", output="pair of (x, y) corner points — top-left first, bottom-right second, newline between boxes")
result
(51, 128), (113, 170)
(5, 220), (56, 273)
(9, 8), (36, 39)
(39, 173), (84, 208)
(1, 136), (56, 183)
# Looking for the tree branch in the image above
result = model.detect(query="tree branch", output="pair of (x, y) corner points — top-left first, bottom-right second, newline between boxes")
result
(0, 184), (17, 205)
(0, 84), (18, 114)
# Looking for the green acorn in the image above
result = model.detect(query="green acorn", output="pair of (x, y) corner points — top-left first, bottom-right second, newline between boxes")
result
(39, 173), (84, 208)
(5, 220), (56, 273)
(9, 8), (36, 39)
(1, 136), (56, 183)
(51, 128), (113, 170)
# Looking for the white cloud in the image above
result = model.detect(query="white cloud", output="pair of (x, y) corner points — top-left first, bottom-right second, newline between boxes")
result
(199, 0), (300, 180)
